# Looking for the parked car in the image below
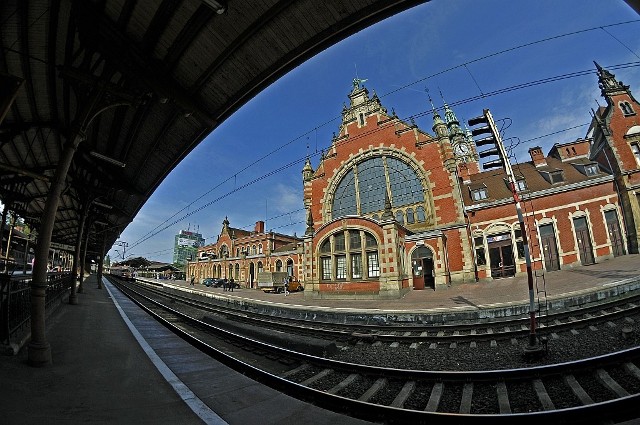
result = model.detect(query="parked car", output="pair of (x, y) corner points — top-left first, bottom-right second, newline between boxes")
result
(202, 278), (215, 287)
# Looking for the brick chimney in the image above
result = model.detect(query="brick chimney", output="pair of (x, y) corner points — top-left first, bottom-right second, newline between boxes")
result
(255, 221), (265, 233)
(529, 146), (547, 167)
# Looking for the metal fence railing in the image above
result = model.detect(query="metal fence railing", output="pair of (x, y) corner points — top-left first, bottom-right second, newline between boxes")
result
(1, 272), (71, 347)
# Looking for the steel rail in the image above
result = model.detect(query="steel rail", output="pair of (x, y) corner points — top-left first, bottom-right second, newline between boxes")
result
(111, 277), (640, 425)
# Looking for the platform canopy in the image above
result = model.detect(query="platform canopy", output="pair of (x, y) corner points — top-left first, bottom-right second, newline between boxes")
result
(0, 0), (428, 258)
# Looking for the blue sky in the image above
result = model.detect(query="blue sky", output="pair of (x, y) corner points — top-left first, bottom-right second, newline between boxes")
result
(110, 0), (640, 264)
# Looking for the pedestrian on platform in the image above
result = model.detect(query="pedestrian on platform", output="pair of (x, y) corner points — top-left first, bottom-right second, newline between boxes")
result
(229, 277), (235, 292)
(190, 275), (195, 286)
(222, 278), (227, 291)
(284, 276), (289, 296)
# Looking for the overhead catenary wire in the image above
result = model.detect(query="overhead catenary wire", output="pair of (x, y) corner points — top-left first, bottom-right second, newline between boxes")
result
(125, 20), (640, 254)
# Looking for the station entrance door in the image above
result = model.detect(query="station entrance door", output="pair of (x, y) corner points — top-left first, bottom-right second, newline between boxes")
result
(411, 246), (435, 290)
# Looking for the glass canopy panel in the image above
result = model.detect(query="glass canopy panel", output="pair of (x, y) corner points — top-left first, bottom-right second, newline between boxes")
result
(358, 157), (386, 214)
(332, 170), (358, 218)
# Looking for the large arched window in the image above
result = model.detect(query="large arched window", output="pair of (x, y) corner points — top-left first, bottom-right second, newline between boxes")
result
(319, 229), (379, 281)
(275, 260), (282, 271)
(331, 155), (425, 219)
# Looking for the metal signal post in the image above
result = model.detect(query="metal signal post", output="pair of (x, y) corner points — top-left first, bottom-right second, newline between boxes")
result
(468, 109), (542, 355)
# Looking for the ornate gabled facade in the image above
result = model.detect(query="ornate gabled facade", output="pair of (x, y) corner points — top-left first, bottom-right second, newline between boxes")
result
(589, 62), (640, 254)
(302, 80), (475, 299)
(187, 218), (302, 287)
(302, 68), (632, 299)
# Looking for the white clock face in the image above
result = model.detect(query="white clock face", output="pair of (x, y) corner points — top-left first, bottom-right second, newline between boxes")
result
(454, 143), (469, 156)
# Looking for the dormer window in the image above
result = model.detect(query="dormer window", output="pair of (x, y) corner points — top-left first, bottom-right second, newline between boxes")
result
(472, 187), (488, 201)
(620, 101), (635, 116)
(549, 170), (564, 183)
(584, 163), (599, 176)
(359, 113), (365, 125)
(514, 179), (528, 192)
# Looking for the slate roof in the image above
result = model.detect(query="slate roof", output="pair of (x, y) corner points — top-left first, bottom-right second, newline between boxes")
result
(463, 156), (612, 207)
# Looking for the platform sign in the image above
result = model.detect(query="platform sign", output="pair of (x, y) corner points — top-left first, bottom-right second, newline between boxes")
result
(50, 242), (74, 252)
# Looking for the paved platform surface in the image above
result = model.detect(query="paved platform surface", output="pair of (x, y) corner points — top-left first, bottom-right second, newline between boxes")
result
(2, 253), (639, 424)
(172, 254), (640, 314)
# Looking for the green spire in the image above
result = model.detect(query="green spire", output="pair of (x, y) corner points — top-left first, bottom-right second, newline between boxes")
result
(427, 88), (445, 132)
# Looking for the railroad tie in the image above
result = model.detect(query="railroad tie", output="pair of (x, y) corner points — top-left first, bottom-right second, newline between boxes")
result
(496, 381), (511, 414)
(327, 373), (359, 395)
(533, 379), (555, 411)
(358, 378), (387, 402)
(301, 368), (333, 386)
(425, 382), (444, 412)
(596, 369), (629, 397)
(280, 363), (311, 379)
(390, 381), (416, 408)
(459, 383), (473, 414)
(624, 362), (640, 380)
(564, 375), (594, 405)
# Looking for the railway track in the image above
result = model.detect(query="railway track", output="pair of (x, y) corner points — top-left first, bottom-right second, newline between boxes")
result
(111, 277), (640, 424)
(122, 278), (640, 349)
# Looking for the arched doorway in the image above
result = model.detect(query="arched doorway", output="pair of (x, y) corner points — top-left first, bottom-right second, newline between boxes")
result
(249, 262), (255, 288)
(411, 246), (434, 290)
(286, 259), (294, 277)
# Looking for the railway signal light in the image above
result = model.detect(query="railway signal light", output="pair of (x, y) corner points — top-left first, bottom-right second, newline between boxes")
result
(468, 109), (505, 170)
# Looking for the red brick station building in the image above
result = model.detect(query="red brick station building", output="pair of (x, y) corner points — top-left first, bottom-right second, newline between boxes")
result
(188, 64), (640, 299)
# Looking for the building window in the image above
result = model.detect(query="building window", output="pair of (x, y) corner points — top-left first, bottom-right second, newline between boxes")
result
(332, 155), (425, 219)
(321, 257), (331, 280)
(584, 164), (599, 176)
(416, 206), (426, 222)
(395, 210), (404, 224)
(620, 101), (635, 116)
(257, 261), (264, 273)
(550, 171), (564, 183)
(367, 252), (380, 277)
(514, 179), (527, 192)
(258, 244), (263, 254)
(632, 143), (640, 166)
(320, 239), (331, 253)
(334, 233), (345, 251)
(349, 230), (361, 249)
(275, 260), (282, 272)
(473, 236), (486, 266)
(319, 230), (379, 281)
(234, 263), (239, 278)
(336, 255), (347, 279)
(514, 226), (525, 259)
(472, 188), (488, 201)
(406, 208), (415, 224)
(351, 254), (362, 279)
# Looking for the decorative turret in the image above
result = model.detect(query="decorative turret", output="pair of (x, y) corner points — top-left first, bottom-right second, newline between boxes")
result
(342, 77), (387, 127)
(302, 157), (314, 182)
(222, 216), (230, 233)
(381, 189), (394, 220)
(305, 208), (314, 236)
(444, 102), (464, 137)
(595, 61), (632, 100)
(431, 99), (448, 138)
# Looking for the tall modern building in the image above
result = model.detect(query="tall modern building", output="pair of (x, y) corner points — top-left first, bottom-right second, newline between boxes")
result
(173, 229), (205, 267)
